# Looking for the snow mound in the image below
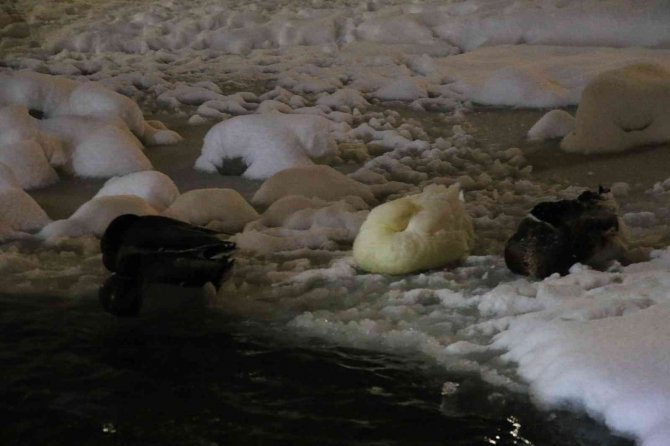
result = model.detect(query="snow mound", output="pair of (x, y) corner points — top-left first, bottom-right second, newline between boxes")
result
(0, 105), (59, 189)
(39, 195), (157, 241)
(353, 184), (474, 274)
(0, 73), (184, 182)
(252, 165), (375, 208)
(562, 64), (670, 154)
(498, 302), (670, 446)
(0, 163), (51, 235)
(163, 188), (259, 234)
(39, 117), (153, 178)
(441, 45), (670, 108)
(94, 171), (179, 211)
(316, 88), (370, 110)
(0, 163), (20, 189)
(374, 78), (428, 102)
(528, 109), (575, 141)
(195, 114), (338, 180)
(236, 195), (369, 255)
(0, 71), (181, 146)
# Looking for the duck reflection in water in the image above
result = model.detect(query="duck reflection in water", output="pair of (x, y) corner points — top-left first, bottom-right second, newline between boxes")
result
(98, 214), (236, 317)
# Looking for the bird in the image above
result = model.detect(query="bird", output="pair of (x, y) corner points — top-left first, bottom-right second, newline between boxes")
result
(99, 214), (235, 316)
(353, 184), (474, 274)
(505, 186), (626, 278)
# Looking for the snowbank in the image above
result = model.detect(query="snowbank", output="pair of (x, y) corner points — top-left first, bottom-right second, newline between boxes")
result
(437, 45), (670, 108)
(44, 0), (670, 56)
(494, 251), (670, 446)
(561, 64), (670, 154)
(195, 114), (338, 180)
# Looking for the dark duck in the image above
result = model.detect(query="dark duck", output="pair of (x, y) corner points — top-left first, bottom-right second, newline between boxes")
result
(505, 187), (627, 278)
(99, 214), (236, 317)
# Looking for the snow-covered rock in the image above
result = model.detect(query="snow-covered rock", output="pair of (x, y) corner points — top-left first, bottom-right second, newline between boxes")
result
(163, 188), (259, 233)
(0, 163), (51, 236)
(39, 195), (157, 241)
(527, 109), (575, 141)
(39, 116), (152, 178)
(195, 114), (338, 180)
(0, 105), (59, 189)
(562, 64), (670, 154)
(94, 171), (179, 211)
(353, 184), (474, 274)
(0, 71), (181, 146)
(252, 165), (375, 207)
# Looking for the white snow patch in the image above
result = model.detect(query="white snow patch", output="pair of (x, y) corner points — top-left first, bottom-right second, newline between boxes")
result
(94, 171), (179, 211)
(527, 109), (575, 141)
(561, 64), (670, 154)
(195, 114), (338, 180)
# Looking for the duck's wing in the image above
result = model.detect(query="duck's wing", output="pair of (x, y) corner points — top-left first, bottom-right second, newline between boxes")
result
(102, 215), (236, 273)
(505, 217), (574, 278)
(123, 215), (235, 253)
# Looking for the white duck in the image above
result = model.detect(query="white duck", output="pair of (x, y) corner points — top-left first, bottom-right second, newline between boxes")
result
(353, 184), (474, 274)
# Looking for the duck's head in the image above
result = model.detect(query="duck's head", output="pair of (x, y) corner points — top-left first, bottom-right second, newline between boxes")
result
(578, 185), (618, 213)
(101, 214), (142, 272)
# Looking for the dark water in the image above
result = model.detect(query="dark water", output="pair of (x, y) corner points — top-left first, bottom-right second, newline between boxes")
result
(1, 290), (634, 446)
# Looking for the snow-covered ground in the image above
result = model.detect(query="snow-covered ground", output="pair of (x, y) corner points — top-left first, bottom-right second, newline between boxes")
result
(3, 0), (670, 444)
